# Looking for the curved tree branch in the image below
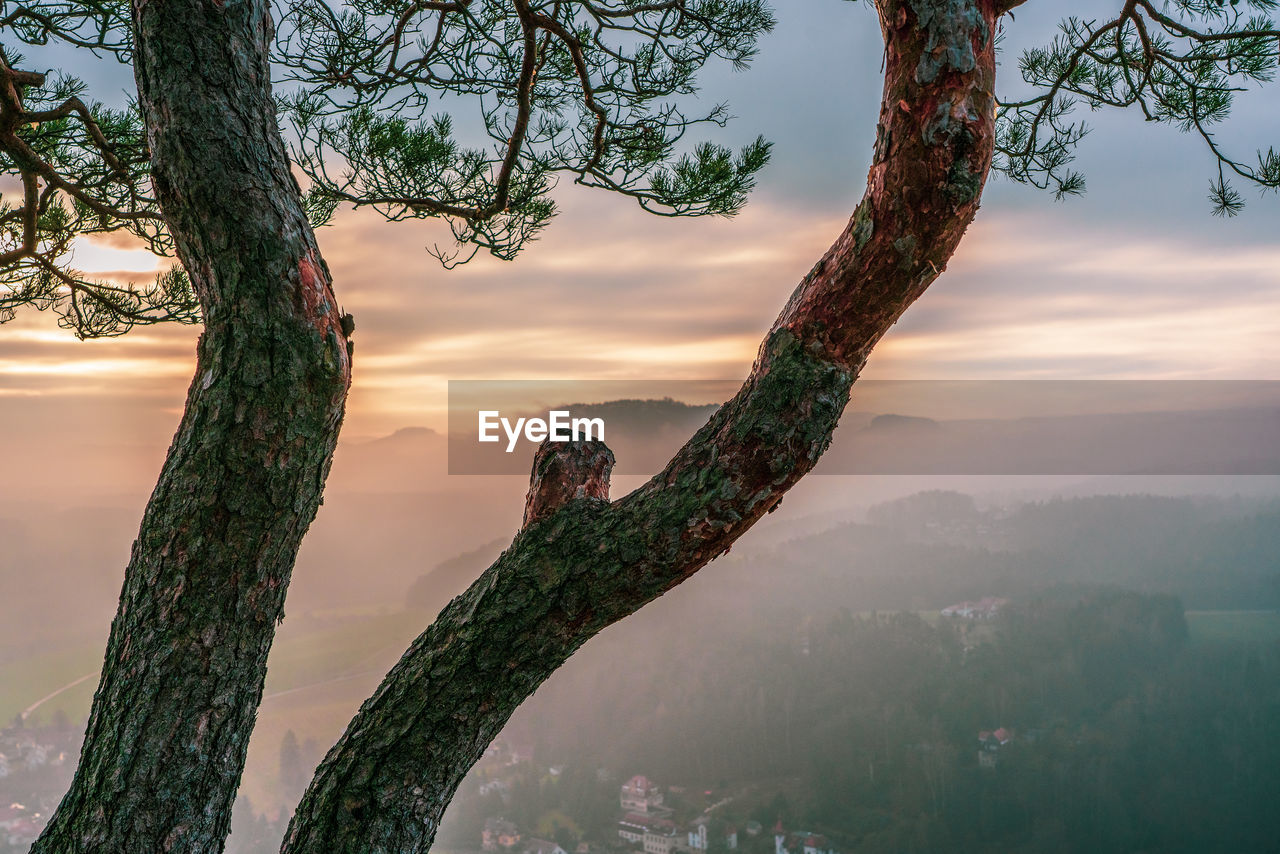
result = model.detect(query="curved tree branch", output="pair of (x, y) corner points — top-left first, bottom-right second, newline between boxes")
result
(280, 1), (1000, 851)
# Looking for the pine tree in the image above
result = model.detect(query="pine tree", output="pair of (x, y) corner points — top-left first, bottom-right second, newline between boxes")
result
(4, 1), (1274, 851)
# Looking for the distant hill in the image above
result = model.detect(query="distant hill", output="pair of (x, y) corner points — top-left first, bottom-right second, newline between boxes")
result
(406, 538), (507, 614)
(4, 398), (1279, 642)
(864, 413), (941, 433)
(821, 405), (1280, 475)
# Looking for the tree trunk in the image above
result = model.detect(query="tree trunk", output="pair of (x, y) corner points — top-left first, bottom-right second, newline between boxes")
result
(32, 2), (350, 852)
(280, 1), (998, 851)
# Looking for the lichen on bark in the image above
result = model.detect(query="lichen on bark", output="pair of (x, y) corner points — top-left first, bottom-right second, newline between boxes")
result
(908, 0), (989, 83)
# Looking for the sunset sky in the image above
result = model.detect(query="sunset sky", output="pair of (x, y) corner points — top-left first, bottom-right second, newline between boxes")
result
(3, 0), (1278, 452)
(6, 7), (1280, 839)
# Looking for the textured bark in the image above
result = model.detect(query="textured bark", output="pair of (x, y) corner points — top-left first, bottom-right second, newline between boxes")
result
(280, 2), (998, 851)
(31, 2), (350, 852)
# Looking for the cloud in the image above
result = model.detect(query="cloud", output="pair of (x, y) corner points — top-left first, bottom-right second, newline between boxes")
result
(869, 211), (1280, 379)
(4, 0), (1278, 445)
(6, 182), (1278, 445)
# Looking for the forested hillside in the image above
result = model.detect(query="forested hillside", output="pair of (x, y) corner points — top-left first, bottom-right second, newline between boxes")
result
(464, 590), (1278, 854)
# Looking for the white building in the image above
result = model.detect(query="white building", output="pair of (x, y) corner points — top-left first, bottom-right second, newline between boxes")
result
(643, 827), (681, 854)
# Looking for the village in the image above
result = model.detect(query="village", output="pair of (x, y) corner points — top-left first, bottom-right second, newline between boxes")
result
(0, 598), (1026, 854)
(477, 767), (846, 854)
(0, 719), (80, 851)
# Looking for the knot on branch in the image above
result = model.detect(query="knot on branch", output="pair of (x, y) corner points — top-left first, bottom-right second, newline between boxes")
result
(522, 439), (614, 528)
(4, 68), (46, 90)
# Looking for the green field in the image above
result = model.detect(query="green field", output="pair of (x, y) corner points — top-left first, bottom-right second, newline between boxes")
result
(0, 607), (437, 813)
(0, 640), (104, 725)
(1186, 610), (1280, 644)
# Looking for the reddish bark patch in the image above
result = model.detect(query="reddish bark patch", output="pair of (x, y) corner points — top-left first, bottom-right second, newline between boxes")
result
(296, 251), (331, 325)
(768, 0), (997, 371)
(296, 249), (352, 381)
